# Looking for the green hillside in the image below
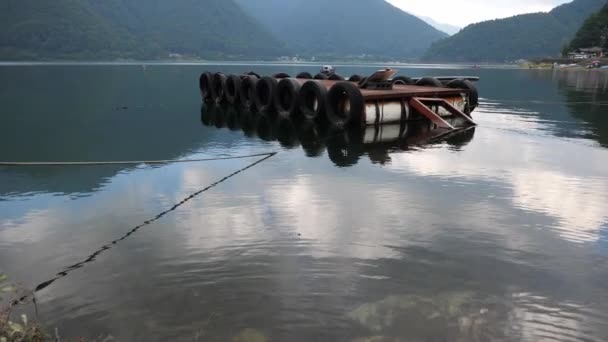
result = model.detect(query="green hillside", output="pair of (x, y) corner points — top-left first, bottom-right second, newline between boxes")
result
(424, 0), (607, 62)
(86, 0), (287, 58)
(236, 0), (448, 59)
(0, 0), (156, 60)
(0, 0), (286, 60)
(568, 4), (608, 50)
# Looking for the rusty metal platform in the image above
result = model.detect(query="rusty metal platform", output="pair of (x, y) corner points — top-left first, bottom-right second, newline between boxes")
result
(315, 80), (465, 99)
(360, 84), (465, 100)
(199, 70), (479, 130)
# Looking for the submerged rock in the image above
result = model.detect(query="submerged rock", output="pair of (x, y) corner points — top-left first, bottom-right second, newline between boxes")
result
(351, 336), (402, 342)
(232, 328), (269, 342)
(348, 295), (421, 333)
(348, 292), (497, 341)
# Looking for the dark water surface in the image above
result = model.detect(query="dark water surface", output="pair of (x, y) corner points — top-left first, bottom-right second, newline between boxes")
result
(1, 64), (608, 341)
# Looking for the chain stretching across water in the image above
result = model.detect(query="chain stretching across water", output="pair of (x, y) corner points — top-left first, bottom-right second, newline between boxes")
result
(8, 152), (277, 308)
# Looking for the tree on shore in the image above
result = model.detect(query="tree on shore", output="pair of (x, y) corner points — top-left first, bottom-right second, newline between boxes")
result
(568, 4), (608, 50)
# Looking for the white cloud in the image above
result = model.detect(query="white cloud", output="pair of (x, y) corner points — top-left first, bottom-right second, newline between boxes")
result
(387, 0), (572, 27)
(385, 126), (608, 243)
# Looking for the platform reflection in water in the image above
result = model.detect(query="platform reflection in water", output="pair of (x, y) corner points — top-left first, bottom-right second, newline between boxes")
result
(201, 103), (476, 167)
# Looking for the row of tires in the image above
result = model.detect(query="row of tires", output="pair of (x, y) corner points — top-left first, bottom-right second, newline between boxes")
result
(199, 71), (479, 128)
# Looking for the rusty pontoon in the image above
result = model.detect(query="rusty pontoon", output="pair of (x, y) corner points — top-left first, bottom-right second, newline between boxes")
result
(199, 68), (479, 132)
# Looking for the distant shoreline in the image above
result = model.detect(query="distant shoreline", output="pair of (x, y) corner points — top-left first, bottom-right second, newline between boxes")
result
(0, 60), (519, 69)
(6, 60), (605, 71)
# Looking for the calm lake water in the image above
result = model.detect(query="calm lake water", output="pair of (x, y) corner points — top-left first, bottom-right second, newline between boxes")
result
(1, 64), (608, 341)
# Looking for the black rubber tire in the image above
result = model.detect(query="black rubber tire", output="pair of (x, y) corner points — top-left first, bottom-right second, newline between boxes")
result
(348, 74), (363, 82)
(256, 114), (276, 141)
(298, 80), (328, 121)
(244, 71), (261, 79)
(314, 73), (329, 80)
(392, 76), (415, 85)
(277, 117), (300, 149)
(275, 78), (302, 117)
(213, 104), (227, 129)
(225, 106), (241, 131)
(199, 72), (214, 102)
(254, 76), (279, 113)
(273, 72), (291, 79)
(213, 73), (228, 103)
(446, 127), (476, 148)
(326, 130), (363, 167)
(240, 75), (259, 110)
(416, 77), (443, 87)
(296, 72), (313, 79)
(328, 74), (345, 81)
(224, 75), (242, 105)
(326, 81), (365, 128)
(200, 103), (216, 126)
(297, 120), (327, 157)
(446, 79), (479, 113)
(240, 110), (258, 137)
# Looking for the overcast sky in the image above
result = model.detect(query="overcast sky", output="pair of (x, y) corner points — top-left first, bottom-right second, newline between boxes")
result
(387, 0), (572, 27)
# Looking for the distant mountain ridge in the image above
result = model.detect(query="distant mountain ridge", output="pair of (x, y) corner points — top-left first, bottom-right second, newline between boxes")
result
(418, 16), (461, 35)
(2, 0), (599, 62)
(0, 0), (286, 60)
(235, 0), (448, 59)
(424, 0), (607, 62)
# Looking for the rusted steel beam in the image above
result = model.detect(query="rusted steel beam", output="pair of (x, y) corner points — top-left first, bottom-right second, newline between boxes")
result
(310, 80), (467, 99)
(412, 76), (480, 82)
(409, 98), (455, 130)
(286, 79), (468, 100)
(359, 85), (464, 100)
(415, 97), (476, 126)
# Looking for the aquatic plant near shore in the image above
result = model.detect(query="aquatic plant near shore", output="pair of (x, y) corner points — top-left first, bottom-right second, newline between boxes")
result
(0, 313), (46, 342)
(0, 273), (47, 342)
(347, 292), (500, 341)
(232, 328), (269, 342)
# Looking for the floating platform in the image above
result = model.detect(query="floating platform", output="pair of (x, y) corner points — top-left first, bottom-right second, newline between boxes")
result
(198, 69), (479, 131)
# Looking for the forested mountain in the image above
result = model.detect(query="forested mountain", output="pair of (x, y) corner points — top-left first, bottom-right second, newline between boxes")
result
(0, 0), (154, 60)
(0, 0), (286, 60)
(5, 0), (601, 62)
(236, 0), (448, 59)
(567, 4), (608, 50)
(86, 0), (286, 58)
(424, 0), (607, 62)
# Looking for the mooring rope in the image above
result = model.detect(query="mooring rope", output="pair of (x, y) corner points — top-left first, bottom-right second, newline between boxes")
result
(3, 122), (480, 309)
(7, 152), (277, 309)
(0, 152), (277, 166)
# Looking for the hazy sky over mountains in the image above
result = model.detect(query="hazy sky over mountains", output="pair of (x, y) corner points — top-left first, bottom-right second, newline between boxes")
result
(387, 0), (571, 26)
